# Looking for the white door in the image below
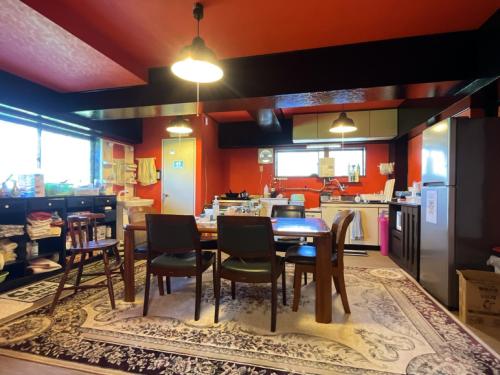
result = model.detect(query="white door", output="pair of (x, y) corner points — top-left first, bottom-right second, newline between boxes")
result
(162, 138), (196, 214)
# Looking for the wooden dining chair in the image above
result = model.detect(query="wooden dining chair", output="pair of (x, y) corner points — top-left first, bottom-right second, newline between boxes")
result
(285, 210), (354, 313)
(271, 205), (309, 284)
(215, 216), (286, 332)
(49, 213), (123, 314)
(143, 214), (215, 320)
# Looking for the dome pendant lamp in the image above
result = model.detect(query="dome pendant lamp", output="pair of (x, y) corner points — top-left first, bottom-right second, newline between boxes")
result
(171, 2), (223, 83)
(166, 117), (193, 135)
(329, 112), (357, 133)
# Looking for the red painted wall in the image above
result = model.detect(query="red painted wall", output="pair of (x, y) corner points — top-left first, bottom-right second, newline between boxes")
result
(407, 134), (422, 187)
(135, 115), (225, 214)
(221, 144), (390, 208)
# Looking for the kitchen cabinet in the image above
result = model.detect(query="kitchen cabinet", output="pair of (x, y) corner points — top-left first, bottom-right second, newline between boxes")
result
(369, 109), (397, 138)
(293, 109), (397, 143)
(292, 114), (318, 142)
(321, 203), (387, 246)
(388, 203), (420, 280)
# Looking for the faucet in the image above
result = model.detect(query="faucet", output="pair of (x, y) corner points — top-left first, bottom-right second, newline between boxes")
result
(117, 190), (129, 201)
(330, 179), (347, 192)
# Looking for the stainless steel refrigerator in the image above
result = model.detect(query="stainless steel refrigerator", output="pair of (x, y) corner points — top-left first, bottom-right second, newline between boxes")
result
(420, 117), (500, 309)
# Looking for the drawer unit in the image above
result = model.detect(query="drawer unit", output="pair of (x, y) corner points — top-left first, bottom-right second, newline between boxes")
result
(94, 196), (116, 207)
(0, 199), (26, 213)
(28, 198), (65, 211)
(66, 197), (94, 210)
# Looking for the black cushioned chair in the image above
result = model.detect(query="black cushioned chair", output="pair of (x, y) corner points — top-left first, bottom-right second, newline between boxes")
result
(285, 210), (354, 313)
(215, 216), (286, 332)
(143, 214), (215, 320)
(271, 205), (309, 284)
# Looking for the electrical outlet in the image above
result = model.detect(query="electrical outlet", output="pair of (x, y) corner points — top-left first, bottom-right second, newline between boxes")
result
(259, 165), (264, 172)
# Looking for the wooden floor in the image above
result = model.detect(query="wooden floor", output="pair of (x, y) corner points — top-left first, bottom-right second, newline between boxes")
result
(1, 251), (498, 374)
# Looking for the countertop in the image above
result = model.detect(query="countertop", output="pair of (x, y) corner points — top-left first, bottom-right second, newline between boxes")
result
(389, 201), (421, 207)
(321, 201), (389, 208)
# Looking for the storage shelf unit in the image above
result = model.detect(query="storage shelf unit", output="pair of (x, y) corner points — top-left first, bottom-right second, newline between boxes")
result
(0, 195), (116, 293)
(388, 202), (420, 280)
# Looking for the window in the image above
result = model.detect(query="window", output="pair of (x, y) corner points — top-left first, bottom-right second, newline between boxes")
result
(329, 148), (365, 176)
(0, 119), (93, 185)
(275, 150), (325, 177)
(275, 148), (365, 177)
(0, 120), (39, 182)
(41, 131), (91, 185)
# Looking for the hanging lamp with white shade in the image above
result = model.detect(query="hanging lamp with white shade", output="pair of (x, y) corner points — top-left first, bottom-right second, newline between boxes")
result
(171, 3), (223, 83)
(166, 117), (193, 135)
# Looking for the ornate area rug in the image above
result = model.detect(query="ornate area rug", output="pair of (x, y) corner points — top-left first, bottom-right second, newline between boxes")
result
(0, 260), (108, 324)
(0, 263), (498, 374)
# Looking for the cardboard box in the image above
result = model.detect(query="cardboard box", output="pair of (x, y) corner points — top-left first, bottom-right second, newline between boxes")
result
(457, 270), (500, 327)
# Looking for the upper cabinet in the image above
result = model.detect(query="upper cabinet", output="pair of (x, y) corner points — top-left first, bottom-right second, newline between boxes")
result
(317, 111), (370, 139)
(292, 114), (318, 142)
(293, 109), (397, 143)
(370, 109), (398, 138)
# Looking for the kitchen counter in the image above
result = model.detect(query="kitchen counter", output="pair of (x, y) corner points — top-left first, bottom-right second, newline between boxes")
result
(321, 201), (389, 208)
(389, 201), (421, 207)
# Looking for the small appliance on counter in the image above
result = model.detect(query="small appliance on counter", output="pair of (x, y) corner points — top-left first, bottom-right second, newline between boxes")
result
(289, 194), (305, 206)
(221, 190), (250, 200)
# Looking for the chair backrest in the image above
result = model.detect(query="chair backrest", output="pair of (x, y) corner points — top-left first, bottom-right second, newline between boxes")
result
(145, 214), (201, 255)
(271, 205), (305, 218)
(67, 213), (105, 249)
(331, 210), (355, 262)
(217, 216), (275, 259)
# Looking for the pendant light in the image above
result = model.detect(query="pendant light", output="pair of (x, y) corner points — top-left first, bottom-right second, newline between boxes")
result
(166, 117), (193, 135)
(329, 112), (357, 133)
(171, 3), (223, 83)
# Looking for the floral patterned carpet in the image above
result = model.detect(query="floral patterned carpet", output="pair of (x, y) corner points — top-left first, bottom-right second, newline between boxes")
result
(0, 263), (498, 374)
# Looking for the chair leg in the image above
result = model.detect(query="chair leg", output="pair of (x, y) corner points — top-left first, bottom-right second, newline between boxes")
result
(102, 251), (116, 309)
(195, 273), (202, 321)
(337, 272), (350, 314)
(214, 268), (221, 324)
(212, 264), (216, 297)
(49, 253), (75, 315)
(292, 266), (302, 312)
(303, 272), (308, 285)
(113, 246), (125, 281)
(231, 280), (236, 300)
(166, 277), (171, 294)
(74, 252), (86, 294)
(158, 276), (165, 296)
(333, 275), (340, 293)
(271, 277), (277, 332)
(281, 262), (287, 306)
(143, 267), (151, 316)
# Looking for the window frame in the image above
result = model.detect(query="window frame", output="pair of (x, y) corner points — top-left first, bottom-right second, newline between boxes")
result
(0, 117), (96, 185)
(274, 147), (366, 178)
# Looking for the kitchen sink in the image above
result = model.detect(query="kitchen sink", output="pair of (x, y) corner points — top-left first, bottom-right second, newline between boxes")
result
(117, 198), (155, 208)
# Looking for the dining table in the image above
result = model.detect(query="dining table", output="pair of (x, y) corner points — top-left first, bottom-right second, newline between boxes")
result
(123, 217), (333, 323)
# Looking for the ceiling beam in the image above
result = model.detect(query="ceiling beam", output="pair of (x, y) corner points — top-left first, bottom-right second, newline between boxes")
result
(56, 24), (500, 117)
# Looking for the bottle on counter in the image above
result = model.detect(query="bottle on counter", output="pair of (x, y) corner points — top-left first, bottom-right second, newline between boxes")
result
(355, 164), (361, 182)
(212, 195), (220, 218)
(263, 184), (270, 198)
